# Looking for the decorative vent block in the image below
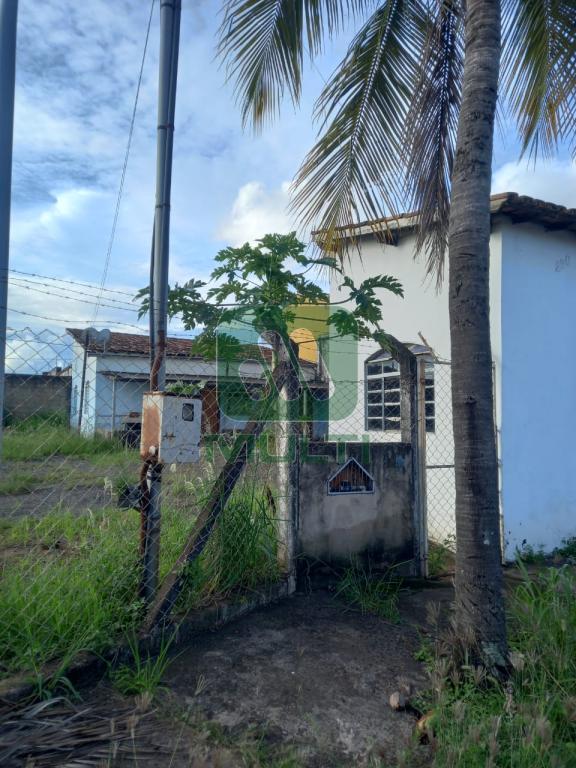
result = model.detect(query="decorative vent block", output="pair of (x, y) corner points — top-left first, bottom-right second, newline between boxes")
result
(327, 458), (375, 495)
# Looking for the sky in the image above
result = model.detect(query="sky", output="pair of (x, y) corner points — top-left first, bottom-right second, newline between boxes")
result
(6, 0), (576, 364)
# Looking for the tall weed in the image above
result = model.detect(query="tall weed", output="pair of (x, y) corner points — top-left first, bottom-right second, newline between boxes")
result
(0, 478), (280, 679)
(422, 565), (576, 767)
(336, 560), (403, 621)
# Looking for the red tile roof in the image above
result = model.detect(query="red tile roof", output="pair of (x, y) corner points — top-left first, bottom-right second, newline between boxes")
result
(66, 328), (275, 362)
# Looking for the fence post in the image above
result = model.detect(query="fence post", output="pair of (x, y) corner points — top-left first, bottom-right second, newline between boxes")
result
(0, 0), (18, 456)
(275, 339), (300, 590)
(414, 356), (429, 577)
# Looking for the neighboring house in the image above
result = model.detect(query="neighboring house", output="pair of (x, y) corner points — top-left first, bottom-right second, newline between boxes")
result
(66, 328), (324, 439)
(324, 193), (576, 557)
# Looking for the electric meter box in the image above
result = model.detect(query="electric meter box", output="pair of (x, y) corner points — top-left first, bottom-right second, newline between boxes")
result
(140, 392), (202, 464)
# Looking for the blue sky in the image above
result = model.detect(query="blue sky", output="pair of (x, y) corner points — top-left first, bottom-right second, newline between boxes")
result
(7, 0), (576, 345)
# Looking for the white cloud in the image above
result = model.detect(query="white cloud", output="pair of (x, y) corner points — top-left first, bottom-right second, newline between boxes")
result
(217, 181), (295, 245)
(492, 159), (576, 208)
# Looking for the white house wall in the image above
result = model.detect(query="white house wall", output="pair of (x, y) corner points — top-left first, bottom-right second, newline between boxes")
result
(500, 222), (576, 555)
(92, 354), (212, 436)
(72, 352), (274, 437)
(70, 341), (98, 436)
(328, 227), (504, 545)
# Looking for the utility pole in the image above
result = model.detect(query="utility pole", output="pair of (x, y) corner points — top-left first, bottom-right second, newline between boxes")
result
(141, 0), (182, 603)
(0, 0), (18, 457)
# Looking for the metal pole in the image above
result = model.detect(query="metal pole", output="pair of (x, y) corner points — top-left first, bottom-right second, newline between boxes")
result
(142, 0), (182, 604)
(150, 0), (181, 393)
(0, 0), (18, 456)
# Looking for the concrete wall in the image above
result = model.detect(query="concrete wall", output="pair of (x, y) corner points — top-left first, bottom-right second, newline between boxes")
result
(299, 442), (415, 568)
(4, 373), (71, 423)
(500, 222), (576, 555)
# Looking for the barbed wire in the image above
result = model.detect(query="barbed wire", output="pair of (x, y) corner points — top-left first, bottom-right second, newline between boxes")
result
(10, 282), (139, 315)
(9, 276), (137, 308)
(6, 269), (137, 297)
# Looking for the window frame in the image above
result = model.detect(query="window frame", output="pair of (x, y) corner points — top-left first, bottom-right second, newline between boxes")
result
(364, 355), (436, 433)
(364, 357), (401, 432)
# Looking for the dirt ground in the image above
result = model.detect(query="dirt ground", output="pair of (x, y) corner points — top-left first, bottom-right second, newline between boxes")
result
(79, 584), (453, 768)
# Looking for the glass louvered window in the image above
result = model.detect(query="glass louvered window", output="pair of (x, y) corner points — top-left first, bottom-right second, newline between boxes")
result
(424, 362), (435, 433)
(365, 358), (435, 433)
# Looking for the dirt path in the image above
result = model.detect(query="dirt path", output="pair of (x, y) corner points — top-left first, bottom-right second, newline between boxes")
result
(80, 586), (453, 767)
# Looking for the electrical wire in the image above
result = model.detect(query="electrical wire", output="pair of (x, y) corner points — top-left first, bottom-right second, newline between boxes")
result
(92, 0), (156, 320)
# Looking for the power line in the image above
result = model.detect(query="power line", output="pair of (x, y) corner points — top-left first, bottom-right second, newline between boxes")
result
(93, 0), (155, 320)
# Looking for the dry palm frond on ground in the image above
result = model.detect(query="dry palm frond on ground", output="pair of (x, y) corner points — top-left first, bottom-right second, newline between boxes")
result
(0, 696), (165, 767)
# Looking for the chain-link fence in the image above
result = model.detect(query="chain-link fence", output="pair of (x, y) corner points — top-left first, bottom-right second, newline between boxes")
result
(421, 361), (457, 574)
(1, 326), (463, 681)
(325, 347), (458, 572)
(1, 327), (295, 681)
(423, 361), (456, 546)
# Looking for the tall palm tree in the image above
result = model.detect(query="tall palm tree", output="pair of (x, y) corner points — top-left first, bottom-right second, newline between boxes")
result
(218, 0), (575, 666)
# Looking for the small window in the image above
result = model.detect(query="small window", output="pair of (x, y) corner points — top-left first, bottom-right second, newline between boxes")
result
(327, 458), (375, 495)
(365, 357), (400, 431)
(364, 356), (436, 433)
(182, 403), (195, 422)
(424, 363), (435, 433)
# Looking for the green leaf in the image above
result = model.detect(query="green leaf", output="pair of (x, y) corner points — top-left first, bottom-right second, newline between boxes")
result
(291, 0), (427, 247)
(502, 0), (576, 158)
(405, 0), (463, 284)
(218, 0), (376, 129)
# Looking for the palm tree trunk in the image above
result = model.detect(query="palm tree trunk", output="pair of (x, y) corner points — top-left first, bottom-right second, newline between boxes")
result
(448, 0), (507, 667)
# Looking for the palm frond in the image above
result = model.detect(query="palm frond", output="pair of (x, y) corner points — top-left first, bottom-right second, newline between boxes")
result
(291, 0), (427, 251)
(405, 0), (464, 286)
(218, 0), (375, 129)
(502, 0), (576, 158)
(0, 697), (163, 766)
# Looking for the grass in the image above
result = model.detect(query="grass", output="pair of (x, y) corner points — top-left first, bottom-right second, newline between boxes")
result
(0, 480), (280, 680)
(0, 471), (45, 496)
(554, 535), (576, 561)
(175, 483), (280, 609)
(0, 509), (142, 678)
(428, 535), (456, 577)
(163, 703), (303, 768)
(514, 542), (548, 565)
(413, 564), (576, 767)
(3, 422), (125, 461)
(336, 560), (403, 622)
(109, 631), (174, 698)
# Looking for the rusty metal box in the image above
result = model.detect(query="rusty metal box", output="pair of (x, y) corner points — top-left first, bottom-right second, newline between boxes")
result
(140, 392), (202, 463)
